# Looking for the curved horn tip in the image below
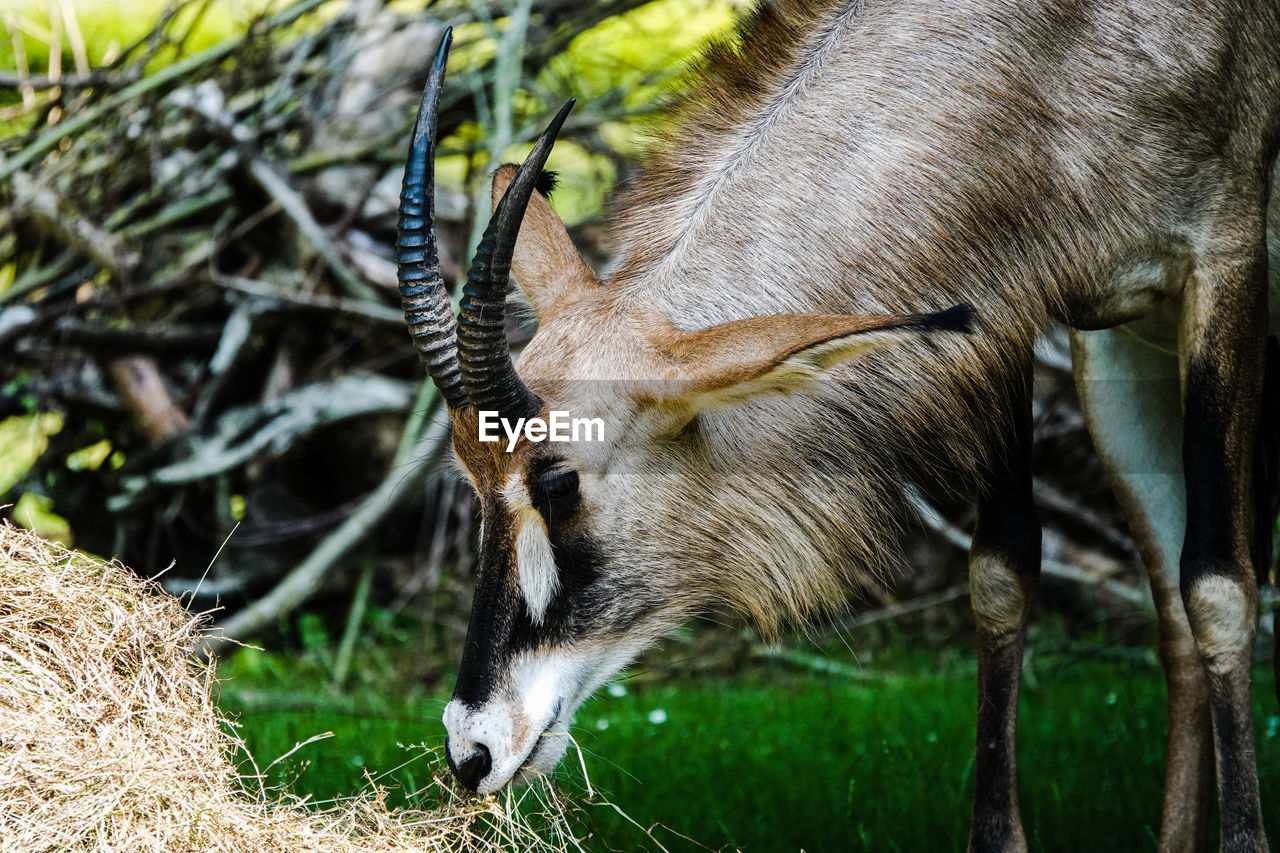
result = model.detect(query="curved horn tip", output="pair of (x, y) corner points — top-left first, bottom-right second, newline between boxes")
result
(433, 26), (454, 69)
(503, 99), (576, 193)
(395, 23), (469, 411)
(407, 28), (454, 154)
(545, 98), (575, 138)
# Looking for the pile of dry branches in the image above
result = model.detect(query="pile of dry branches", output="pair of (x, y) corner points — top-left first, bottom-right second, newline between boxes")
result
(0, 0), (665, 650)
(0, 520), (592, 851)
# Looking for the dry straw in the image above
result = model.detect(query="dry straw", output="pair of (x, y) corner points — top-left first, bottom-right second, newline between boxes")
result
(0, 521), (589, 852)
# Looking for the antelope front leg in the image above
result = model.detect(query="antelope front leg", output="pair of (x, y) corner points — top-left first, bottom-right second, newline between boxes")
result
(1180, 241), (1269, 852)
(968, 365), (1040, 853)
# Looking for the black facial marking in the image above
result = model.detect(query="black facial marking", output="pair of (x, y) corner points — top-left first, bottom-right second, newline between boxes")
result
(503, 526), (607, 656)
(452, 468), (608, 707)
(452, 500), (517, 708)
(450, 452), (654, 714)
(546, 528), (604, 610)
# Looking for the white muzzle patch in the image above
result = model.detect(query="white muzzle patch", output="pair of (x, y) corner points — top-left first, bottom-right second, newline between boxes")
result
(442, 638), (662, 793)
(443, 652), (580, 793)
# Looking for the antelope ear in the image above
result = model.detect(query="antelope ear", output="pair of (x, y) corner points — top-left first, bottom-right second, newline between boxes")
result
(656, 304), (975, 415)
(491, 164), (598, 320)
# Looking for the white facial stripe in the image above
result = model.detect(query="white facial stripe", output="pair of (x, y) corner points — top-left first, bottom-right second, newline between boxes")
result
(502, 472), (560, 624)
(516, 519), (559, 623)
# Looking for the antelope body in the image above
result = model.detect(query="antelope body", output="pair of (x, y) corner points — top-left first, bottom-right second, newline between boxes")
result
(395, 1), (1280, 849)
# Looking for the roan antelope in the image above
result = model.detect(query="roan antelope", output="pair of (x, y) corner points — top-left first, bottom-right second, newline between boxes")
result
(394, 2), (1280, 849)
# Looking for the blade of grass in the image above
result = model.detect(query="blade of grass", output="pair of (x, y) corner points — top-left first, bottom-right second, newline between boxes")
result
(331, 555), (374, 689)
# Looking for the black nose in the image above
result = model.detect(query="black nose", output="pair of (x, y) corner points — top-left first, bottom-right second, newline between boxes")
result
(446, 737), (492, 791)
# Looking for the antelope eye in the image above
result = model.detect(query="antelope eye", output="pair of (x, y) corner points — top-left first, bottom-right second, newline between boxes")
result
(535, 470), (579, 504)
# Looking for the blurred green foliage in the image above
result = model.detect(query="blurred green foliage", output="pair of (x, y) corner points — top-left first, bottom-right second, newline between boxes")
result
(0, 411), (62, 495)
(442, 0), (738, 225)
(1, 0), (245, 75)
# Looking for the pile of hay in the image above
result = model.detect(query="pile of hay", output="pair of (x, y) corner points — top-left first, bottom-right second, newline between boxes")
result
(0, 522), (582, 852)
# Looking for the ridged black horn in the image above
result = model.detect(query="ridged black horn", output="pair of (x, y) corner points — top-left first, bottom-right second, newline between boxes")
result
(396, 28), (469, 411)
(456, 99), (575, 420)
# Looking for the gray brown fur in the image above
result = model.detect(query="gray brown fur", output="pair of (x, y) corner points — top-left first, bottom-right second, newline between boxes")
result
(424, 0), (1280, 847)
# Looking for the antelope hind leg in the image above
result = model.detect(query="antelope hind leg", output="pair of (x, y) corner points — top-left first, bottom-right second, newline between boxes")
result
(1179, 201), (1270, 852)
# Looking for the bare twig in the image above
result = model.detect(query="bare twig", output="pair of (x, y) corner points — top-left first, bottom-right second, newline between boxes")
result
(817, 584), (972, 641)
(910, 491), (1152, 613)
(0, 252), (84, 307)
(331, 557), (374, 688)
(51, 317), (221, 352)
(106, 356), (191, 443)
(0, 68), (136, 91)
(202, 384), (450, 656)
(11, 172), (140, 280)
(112, 373), (418, 500)
(211, 273), (404, 325)
(245, 157), (379, 302)
(170, 80), (380, 302)
(1033, 477), (1132, 554)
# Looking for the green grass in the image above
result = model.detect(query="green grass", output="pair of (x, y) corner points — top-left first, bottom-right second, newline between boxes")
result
(217, 647), (1280, 852)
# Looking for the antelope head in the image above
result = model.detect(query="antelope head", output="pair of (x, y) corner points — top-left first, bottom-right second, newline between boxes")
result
(398, 33), (973, 793)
